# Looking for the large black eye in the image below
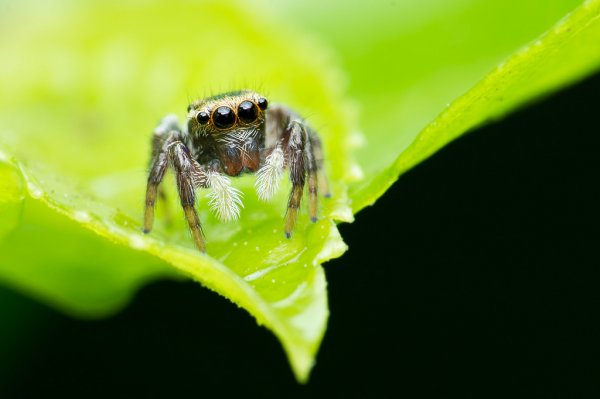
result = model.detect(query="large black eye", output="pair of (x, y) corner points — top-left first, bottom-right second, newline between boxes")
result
(257, 97), (268, 110)
(238, 101), (258, 123)
(196, 111), (210, 125)
(213, 106), (236, 129)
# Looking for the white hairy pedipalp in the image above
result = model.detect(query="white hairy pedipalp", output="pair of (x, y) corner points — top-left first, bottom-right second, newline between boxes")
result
(206, 171), (244, 222)
(255, 146), (285, 201)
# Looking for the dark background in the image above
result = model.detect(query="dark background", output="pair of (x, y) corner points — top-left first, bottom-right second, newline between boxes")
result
(1, 72), (600, 398)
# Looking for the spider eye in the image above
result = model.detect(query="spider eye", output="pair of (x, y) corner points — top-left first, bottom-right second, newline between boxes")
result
(213, 106), (236, 129)
(238, 101), (258, 123)
(257, 97), (268, 110)
(196, 111), (210, 125)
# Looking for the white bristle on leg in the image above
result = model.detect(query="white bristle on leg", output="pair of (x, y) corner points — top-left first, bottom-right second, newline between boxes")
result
(255, 147), (284, 201)
(206, 171), (243, 222)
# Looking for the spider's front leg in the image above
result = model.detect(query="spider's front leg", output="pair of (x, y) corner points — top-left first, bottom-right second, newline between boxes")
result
(258, 106), (328, 238)
(144, 115), (209, 252)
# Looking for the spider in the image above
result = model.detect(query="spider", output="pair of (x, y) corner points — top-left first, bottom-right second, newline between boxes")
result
(143, 90), (330, 252)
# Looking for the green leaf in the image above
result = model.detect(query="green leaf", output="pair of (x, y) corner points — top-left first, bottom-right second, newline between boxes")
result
(0, 158), (24, 242)
(2, 0), (600, 383)
(0, 0), (355, 382)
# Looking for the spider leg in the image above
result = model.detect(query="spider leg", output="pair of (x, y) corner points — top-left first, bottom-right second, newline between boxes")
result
(284, 120), (315, 237)
(144, 115), (209, 252)
(144, 115), (179, 234)
(263, 105), (328, 237)
(167, 140), (210, 252)
(304, 130), (320, 223)
(168, 145), (245, 250)
(308, 129), (331, 198)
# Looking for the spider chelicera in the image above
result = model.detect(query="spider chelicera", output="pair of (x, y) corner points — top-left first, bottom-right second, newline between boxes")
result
(143, 90), (330, 252)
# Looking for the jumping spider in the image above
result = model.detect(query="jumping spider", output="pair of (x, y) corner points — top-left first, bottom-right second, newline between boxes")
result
(143, 90), (330, 252)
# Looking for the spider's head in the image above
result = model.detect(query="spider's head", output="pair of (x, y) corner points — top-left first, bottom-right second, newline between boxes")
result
(187, 90), (268, 135)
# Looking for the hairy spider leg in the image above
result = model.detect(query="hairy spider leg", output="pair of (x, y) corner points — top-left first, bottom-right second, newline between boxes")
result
(284, 120), (315, 237)
(304, 135), (318, 223)
(168, 141), (208, 252)
(144, 115), (209, 252)
(144, 121), (175, 235)
(308, 129), (331, 198)
(263, 106), (324, 237)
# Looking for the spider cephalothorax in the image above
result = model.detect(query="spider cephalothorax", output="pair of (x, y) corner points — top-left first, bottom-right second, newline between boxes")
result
(143, 90), (329, 252)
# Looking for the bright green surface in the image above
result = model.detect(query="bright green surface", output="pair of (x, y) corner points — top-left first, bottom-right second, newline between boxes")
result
(0, 0), (354, 382)
(1, 0), (600, 382)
